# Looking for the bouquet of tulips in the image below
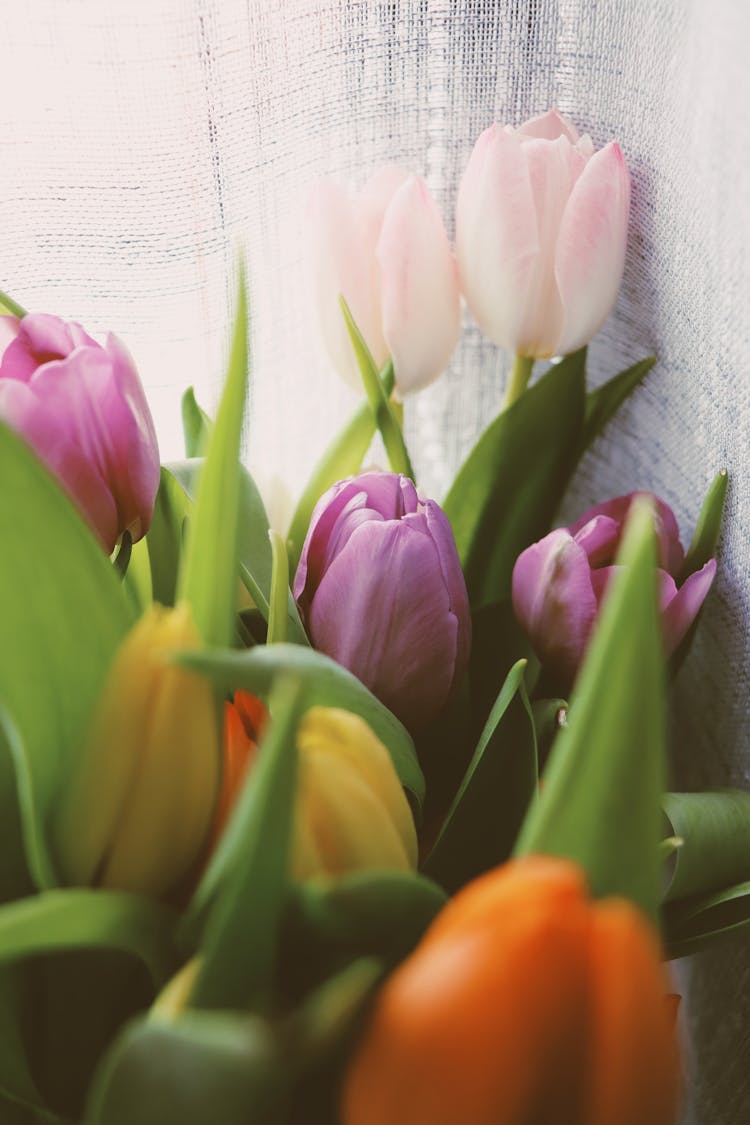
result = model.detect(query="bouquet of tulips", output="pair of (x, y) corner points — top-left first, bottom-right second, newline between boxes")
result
(0, 110), (748, 1125)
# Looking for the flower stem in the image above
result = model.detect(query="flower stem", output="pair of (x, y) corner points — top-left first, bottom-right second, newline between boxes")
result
(503, 355), (534, 409)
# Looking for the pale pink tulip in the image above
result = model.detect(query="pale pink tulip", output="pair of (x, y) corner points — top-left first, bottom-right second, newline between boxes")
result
(456, 109), (630, 358)
(308, 170), (460, 394)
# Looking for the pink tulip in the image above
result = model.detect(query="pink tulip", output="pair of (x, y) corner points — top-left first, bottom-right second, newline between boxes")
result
(512, 492), (716, 689)
(308, 169), (461, 394)
(456, 109), (630, 358)
(0, 313), (159, 552)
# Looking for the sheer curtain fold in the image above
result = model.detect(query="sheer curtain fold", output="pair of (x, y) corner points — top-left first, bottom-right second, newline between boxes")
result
(1, 2), (749, 1121)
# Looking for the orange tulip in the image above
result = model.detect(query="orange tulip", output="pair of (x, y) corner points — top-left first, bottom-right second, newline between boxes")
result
(342, 856), (680, 1125)
(211, 689), (267, 843)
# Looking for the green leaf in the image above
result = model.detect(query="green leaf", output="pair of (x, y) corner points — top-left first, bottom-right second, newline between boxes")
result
(0, 890), (178, 988)
(178, 268), (249, 647)
(680, 469), (728, 581)
(662, 790), (750, 903)
(424, 660), (537, 893)
(286, 365), (394, 572)
(444, 349), (586, 608)
(181, 388), (213, 459)
(579, 356), (655, 454)
(165, 461), (307, 646)
(190, 678), (304, 1011)
(122, 537), (153, 614)
(145, 467), (191, 607)
(0, 290), (26, 318)
(340, 300), (414, 480)
(112, 532), (132, 581)
(287, 955), (383, 1065)
(179, 644), (424, 809)
(0, 715), (34, 903)
(0, 423), (134, 888)
(514, 499), (666, 925)
(267, 532), (289, 645)
(85, 1012), (285, 1125)
(465, 598), (533, 736)
(664, 880), (750, 958)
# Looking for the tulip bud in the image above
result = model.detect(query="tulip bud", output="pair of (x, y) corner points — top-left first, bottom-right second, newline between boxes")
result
(0, 312), (159, 552)
(293, 472), (471, 732)
(456, 109), (630, 358)
(53, 604), (220, 898)
(342, 856), (680, 1125)
(512, 492), (716, 690)
(308, 170), (460, 394)
(292, 706), (417, 880)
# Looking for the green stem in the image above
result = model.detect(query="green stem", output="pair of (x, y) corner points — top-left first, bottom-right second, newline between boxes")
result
(503, 355), (535, 409)
(0, 289), (27, 318)
(267, 530), (289, 645)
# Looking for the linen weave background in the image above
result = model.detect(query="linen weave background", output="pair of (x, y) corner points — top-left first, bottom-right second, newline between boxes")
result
(1, 1), (748, 1121)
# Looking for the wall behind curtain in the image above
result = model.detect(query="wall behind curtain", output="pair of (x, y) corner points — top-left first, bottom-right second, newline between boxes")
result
(1, 1), (748, 1120)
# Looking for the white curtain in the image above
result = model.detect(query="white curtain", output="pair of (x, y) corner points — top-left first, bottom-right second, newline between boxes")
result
(1, 2), (749, 1120)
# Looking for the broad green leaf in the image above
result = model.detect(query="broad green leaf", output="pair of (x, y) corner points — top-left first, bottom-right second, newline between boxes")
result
(0, 423), (134, 888)
(165, 461), (307, 646)
(680, 469), (728, 581)
(0, 290), (26, 318)
(444, 349), (586, 608)
(286, 364), (394, 572)
(178, 269), (249, 647)
(179, 644), (424, 808)
(0, 714), (34, 903)
(579, 356), (655, 454)
(0, 707), (55, 889)
(0, 891), (178, 988)
(190, 679), (304, 1011)
(664, 879), (750, 958)
(515, 499), (666, 925)
(181, 388), (213, 458)
(424, 661), (537, 893)
(662, 790), (750, 903)
(0, 964), (64, 1124)
(85, 1011), (285, 1125)
(340, 301), (413, 479)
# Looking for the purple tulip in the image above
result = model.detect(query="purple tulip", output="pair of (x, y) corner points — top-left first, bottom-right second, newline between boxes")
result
(294, 472), (471, 732)
(0, 313), (159, 552)
(512, 492), (717, 689)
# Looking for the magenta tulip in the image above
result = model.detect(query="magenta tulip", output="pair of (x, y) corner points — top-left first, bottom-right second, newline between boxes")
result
(512, 492), (716, 689)
(308, 170), (461, 395)
(0, 313), (159, 551)
(294, 472), (471, 731)
(456, 109), (630, 358)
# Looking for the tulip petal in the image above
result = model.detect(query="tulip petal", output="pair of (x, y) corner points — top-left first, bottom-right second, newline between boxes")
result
(377, 176), (461, 394)
(568, 492), (684, 576)
(662, 559), (717, 654)
(572, 515), (620, 566)
(555, 142), (630, 355)
(0, 316), (20, 365)
(456, 125), (539, 350)
(308, 518), (459, 730)
(512, 529), (597, 686)
(517, 108), (581, 144)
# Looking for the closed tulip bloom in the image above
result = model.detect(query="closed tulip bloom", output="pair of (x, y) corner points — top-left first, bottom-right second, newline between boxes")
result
(456, 109), (630, 358)
(53, 604), (220, 899)
(292, 707), (417, 880)
(308, 169), (460, 394)
(342, 856), (680, 1125)
(294, 472), (471, 732)
(512, 492), (716, 690)
(0, 313), (159, 552)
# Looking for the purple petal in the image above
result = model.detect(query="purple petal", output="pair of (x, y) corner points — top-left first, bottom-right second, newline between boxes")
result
(573, 515), (620, 566)
(662, 560), (717, 654)
(512, 529), (597, 686)
(421, 500), (471, 688)
(568, 492), (684, 576)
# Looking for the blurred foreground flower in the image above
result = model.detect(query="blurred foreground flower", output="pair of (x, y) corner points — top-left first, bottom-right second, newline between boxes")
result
(294, 472), (471, 731)
(343, 856), (680, 1125)
(308, 169), (461, 394)
(53, 604), (219, 898)
(215, 699), (417, 880)
(0, 313), (159, 551)
(512, 492), (716, 690)
(457, 109), (630, 359)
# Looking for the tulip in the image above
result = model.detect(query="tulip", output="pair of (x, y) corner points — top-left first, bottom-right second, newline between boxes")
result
(308, 169), (461, 394)
(293, 472), (471, 731)
(292, 706), (418, 880)
(512, 492), (716, 690)
(0, 312), (159, 552)
(210, 689), (267, 844)
(342, 856), (680, 1125)
(456, 109), (630, 360)
(53, 604), (220, 898)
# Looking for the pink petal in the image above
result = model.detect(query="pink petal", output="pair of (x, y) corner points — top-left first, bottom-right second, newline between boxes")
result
(517, 109), (581, 144)
(378, 176), (461, 394)
(573, 515), (620, 566)
(0, 317), (20, 364)
(662, 560), (717, 654)
(456, 125), (539, 351)
(568, 492), (684, 576)
(555, 142), (631, 355)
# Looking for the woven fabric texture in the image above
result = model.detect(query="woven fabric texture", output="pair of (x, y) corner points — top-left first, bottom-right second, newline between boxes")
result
(1, 2), (749, 1121)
